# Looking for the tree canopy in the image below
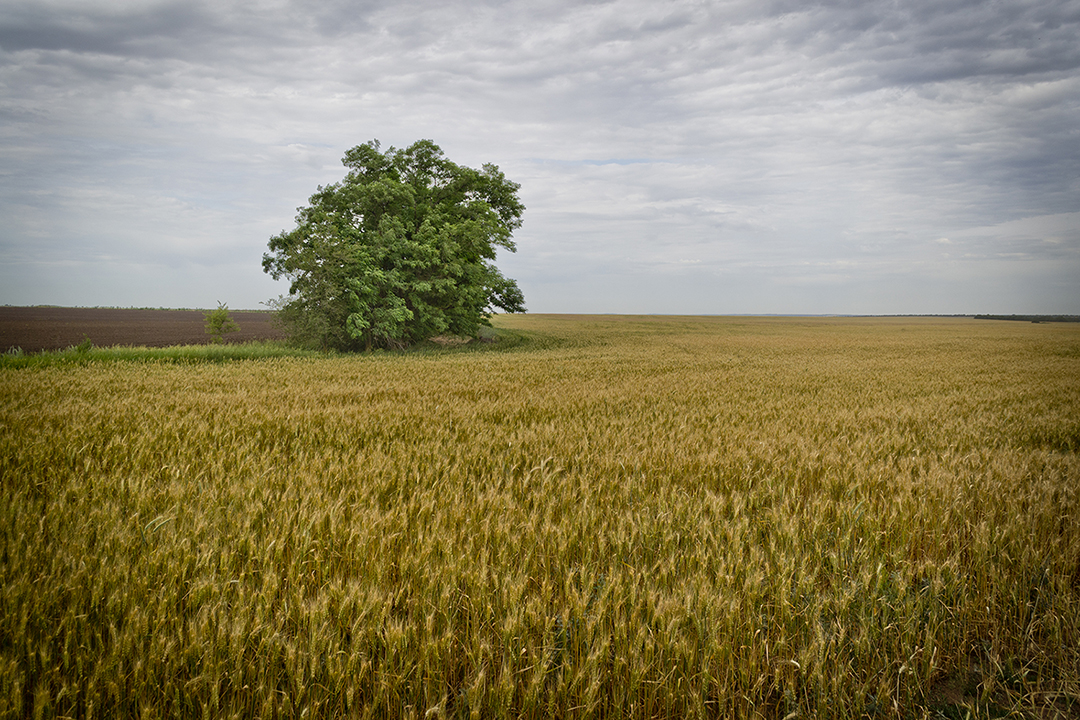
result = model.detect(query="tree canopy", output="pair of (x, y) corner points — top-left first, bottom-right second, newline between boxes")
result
(263, 140), (526, 350)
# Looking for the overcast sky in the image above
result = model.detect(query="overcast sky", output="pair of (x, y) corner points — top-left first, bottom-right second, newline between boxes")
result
(2, 0), (1078, 314)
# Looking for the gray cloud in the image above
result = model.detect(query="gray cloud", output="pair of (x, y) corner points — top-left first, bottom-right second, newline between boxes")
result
(1, 0), (1077, 312)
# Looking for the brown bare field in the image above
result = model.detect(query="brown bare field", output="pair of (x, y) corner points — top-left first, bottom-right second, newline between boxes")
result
(0, 306), (285, 352)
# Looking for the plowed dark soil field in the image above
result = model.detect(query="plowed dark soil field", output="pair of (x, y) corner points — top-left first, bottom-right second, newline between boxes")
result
(0, 307), (286, 353)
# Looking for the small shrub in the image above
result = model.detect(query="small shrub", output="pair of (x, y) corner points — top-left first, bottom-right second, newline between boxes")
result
(204, 302), (240, 344)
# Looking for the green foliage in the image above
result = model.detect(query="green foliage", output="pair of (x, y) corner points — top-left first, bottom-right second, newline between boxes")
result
(262, 139), (526, 351)
(0, 341), (327, 368)
(203, 302), (239, 344)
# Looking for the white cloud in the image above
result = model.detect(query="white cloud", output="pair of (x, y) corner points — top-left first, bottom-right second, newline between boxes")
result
(0, 0), (1077, 311)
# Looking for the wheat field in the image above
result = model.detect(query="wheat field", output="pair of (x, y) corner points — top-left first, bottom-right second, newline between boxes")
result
(2, 315), (1078, 719)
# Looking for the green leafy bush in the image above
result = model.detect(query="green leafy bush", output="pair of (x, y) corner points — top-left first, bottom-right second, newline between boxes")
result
(204, 302), (239, 344)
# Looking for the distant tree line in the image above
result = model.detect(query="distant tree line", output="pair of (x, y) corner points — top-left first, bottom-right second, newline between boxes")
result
(974, 315), (1080, 323)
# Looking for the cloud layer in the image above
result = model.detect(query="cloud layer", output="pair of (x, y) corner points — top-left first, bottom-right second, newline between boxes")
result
(2, 0), (1078, 312)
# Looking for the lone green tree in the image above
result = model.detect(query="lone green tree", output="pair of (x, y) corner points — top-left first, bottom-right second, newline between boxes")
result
(262, 139), (526, 351)
(204, 302), (239, 344)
